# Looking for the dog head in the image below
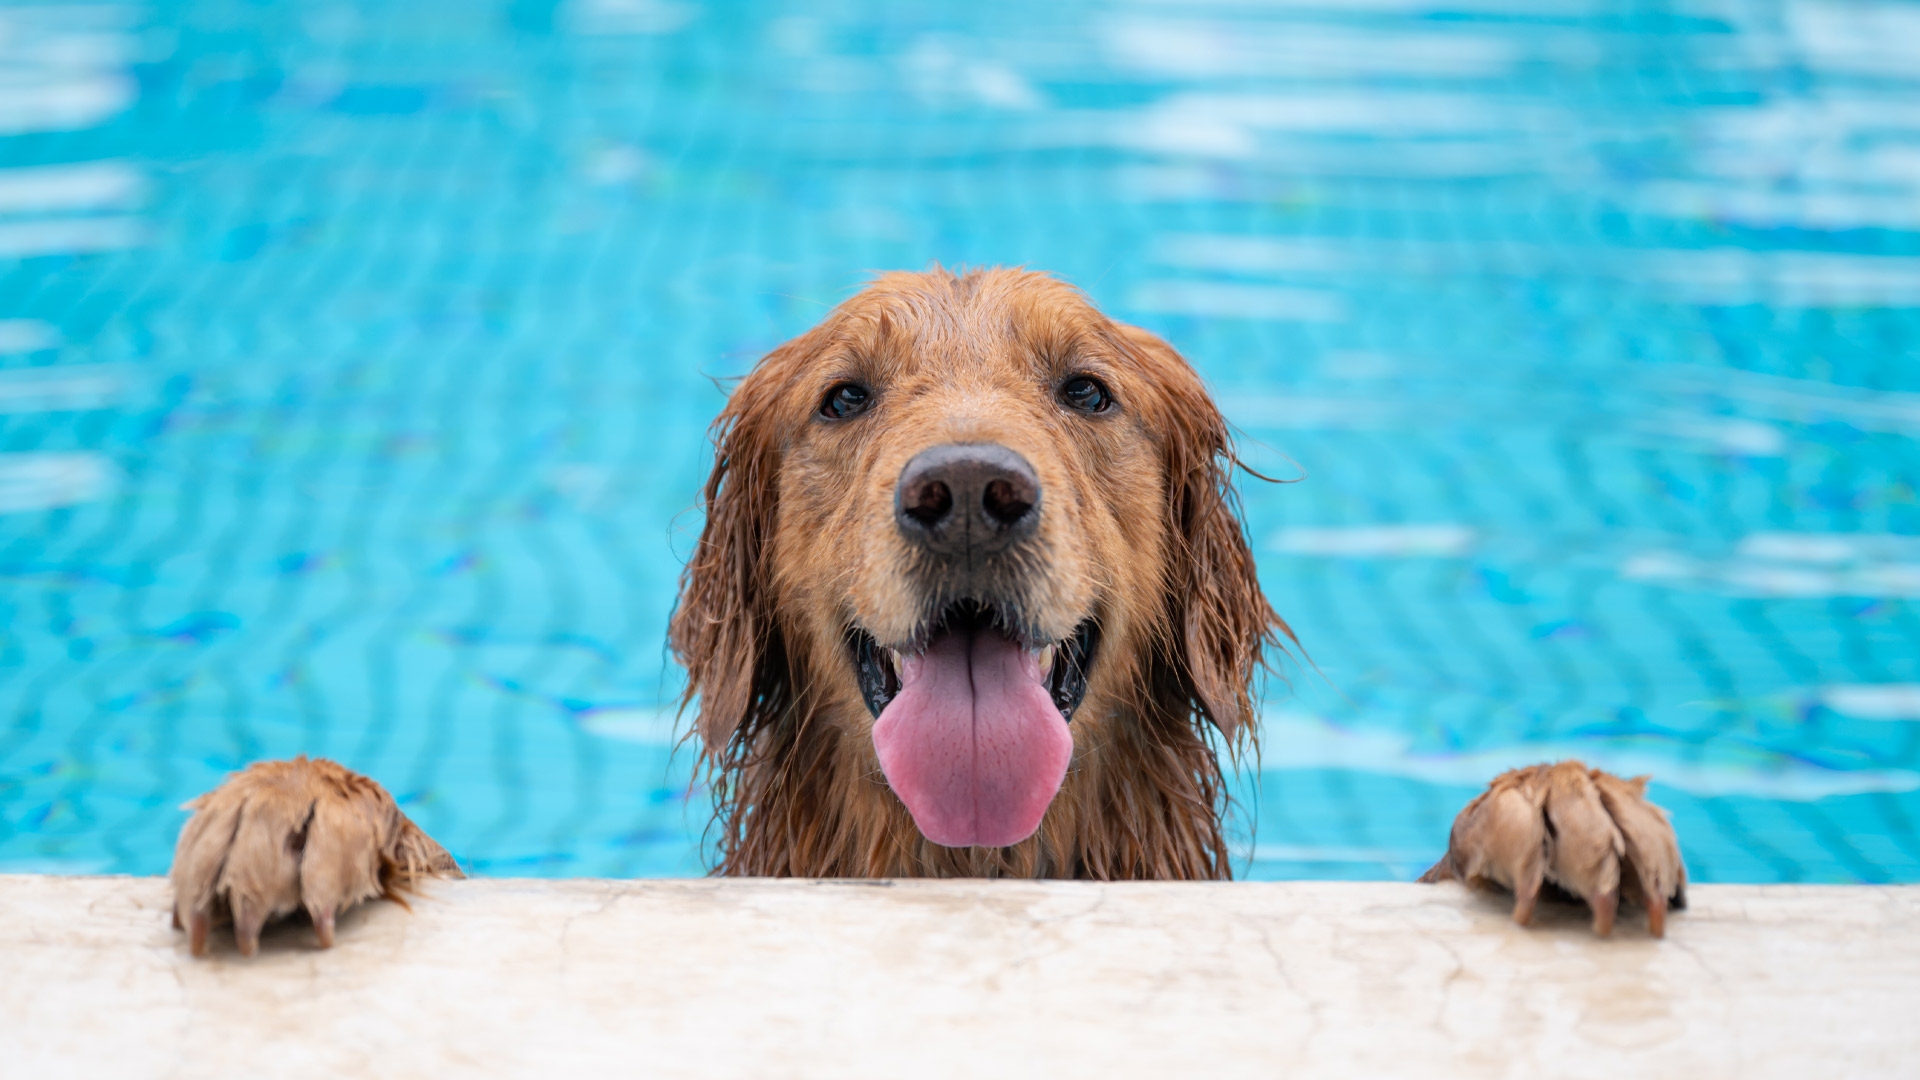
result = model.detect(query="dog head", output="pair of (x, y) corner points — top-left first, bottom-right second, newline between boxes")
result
(671, 268), (1285, 862)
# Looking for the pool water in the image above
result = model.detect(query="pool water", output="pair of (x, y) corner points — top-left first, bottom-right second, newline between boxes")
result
(3, 0), (1919, 882)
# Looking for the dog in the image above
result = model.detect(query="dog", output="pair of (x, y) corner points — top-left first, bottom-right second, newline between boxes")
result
(169, 268), (1685, 955)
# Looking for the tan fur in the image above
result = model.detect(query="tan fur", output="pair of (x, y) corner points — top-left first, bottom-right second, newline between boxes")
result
(169, 756), (458, 955)
(1419, 761), (1688, 937)
(167, 267), (1690, 955)
(669, 267), (1291, 879)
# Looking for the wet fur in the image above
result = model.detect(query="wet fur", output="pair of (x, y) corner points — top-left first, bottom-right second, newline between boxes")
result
(165, 270), (1686, 952)
(669, 268), (1291, 879)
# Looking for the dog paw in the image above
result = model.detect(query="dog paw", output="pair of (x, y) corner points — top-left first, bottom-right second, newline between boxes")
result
(169, 757), (459, 957)
(1419, 762), (1687, 937)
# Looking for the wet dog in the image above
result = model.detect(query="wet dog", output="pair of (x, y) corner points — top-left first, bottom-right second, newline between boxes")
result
(669, 268), (1284, 878)
(169, 268), (1685, 954)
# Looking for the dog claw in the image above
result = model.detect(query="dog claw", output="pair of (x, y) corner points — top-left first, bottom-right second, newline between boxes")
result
(189, 911), (211, 957)
(1427, 762), (1686, 938)
(234, 899), (265, 958)
(311, 906), (336, 949)
(1510, 873), (1542, 927)
(1590, 887), (1618, 937)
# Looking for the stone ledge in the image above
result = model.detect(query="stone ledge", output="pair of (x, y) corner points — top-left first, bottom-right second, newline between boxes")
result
(1, 875), (1915, 1078)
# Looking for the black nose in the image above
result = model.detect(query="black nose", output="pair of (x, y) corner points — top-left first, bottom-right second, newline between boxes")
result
(895, 443), (1041, 559)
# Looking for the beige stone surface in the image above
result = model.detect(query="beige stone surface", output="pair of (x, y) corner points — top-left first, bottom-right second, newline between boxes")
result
(1, 874), (1915, 1079)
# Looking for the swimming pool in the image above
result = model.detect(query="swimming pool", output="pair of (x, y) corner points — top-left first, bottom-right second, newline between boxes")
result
(2, 0), (1917, 883)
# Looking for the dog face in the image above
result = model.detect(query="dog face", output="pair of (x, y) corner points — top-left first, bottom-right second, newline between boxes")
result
(673, 269), (1283, 871)
(772, 275), (1171, 847)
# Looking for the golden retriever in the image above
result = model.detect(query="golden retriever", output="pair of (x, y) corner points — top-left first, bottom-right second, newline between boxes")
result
(169, 268), (1685, 955)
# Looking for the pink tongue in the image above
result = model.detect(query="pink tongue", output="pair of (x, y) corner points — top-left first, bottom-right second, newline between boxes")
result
(871, 630), (1073, 848)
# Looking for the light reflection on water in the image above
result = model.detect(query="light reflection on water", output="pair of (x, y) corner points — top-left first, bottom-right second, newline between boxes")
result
(1, 0), (1918, 882)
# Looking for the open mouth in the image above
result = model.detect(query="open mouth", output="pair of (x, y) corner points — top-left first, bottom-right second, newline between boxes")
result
(852, 602), (1099, 848)
(853, 603), (1100, 723)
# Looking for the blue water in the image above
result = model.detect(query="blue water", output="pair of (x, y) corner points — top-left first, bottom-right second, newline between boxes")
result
(2, 0), (1919, 882)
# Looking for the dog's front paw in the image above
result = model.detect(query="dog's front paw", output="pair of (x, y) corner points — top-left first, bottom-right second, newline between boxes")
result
(169, 757), (459, 957)
(1419, 762), (1686, 937)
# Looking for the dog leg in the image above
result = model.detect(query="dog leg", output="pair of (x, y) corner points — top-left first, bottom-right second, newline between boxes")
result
(169, 757), (458, 957)
(1419, 762), (1686, 937)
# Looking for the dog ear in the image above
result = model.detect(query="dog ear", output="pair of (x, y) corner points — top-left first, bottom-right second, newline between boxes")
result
(1114, 324), (1292, 747)
(669, 333), (817, 755)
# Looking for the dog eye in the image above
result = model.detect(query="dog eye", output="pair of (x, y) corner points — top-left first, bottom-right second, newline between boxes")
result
(821, 382), (873, 420)
(1058, 376), (1113, 414)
